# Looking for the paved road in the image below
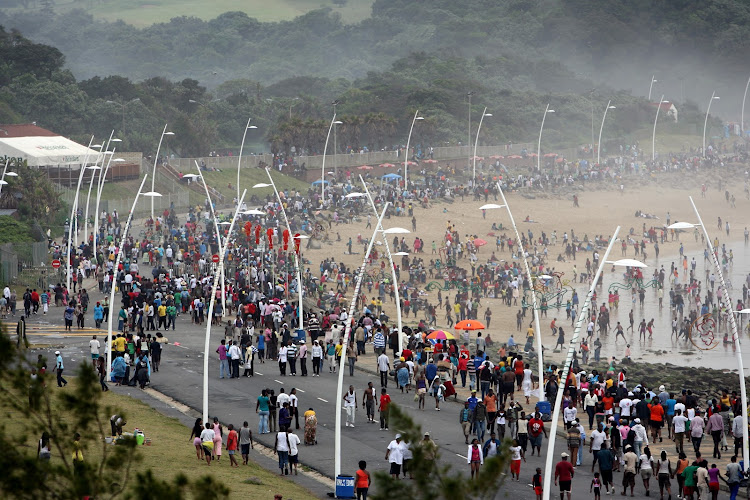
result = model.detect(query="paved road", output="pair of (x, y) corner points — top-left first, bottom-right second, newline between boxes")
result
(20, 303), (676, 500)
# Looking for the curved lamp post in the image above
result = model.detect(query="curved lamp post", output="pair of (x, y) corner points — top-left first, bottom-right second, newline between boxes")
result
(742, 76), (750, 137)
(320, 114), (340, 205)
(0, 160), (19, 198)
(648, 75), (658, 102)
(202, 189), (247, 423)
(537, 105), (555, 171)
(236, 118), (258, 202)
(94, 157), (125, 258)
(334, 202), (390, 484)
(472, 108), (492, 183)
(150, 125), (174, 220)
(703, 91), (720, 158)
(484, 188), (545, 401)
(542, 227), (624, 500)
(195, 161), (228, 317)
(67, 138), (100, 291)
(403, 111), (424, 189)
(106, 176), (160, 380)
(597, 101), (616, 165)
(652, 96), (669, 162)
(667, 201), (749, 469)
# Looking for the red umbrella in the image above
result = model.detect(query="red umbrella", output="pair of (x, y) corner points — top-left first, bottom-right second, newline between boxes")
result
(423, 159), (438, 164)
(379, 163), (395, 168)
(357, 165), (373, 170)
(507, 155), (522, 159)
(473, 238), (488, 247)
(543, 153), (557, 157)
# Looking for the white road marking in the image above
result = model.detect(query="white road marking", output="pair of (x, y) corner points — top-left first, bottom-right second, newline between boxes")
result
(274, 379), (283, 384)
(455, 453), (467, 459)
(255, 372), (263, 376)
(317, 397), (329, 403)
(296, 388), (305, 393)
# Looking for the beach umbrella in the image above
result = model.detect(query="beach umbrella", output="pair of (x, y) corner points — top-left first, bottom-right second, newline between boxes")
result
(543, 153), (557, 157)
(379, 163), (395, 168)
(507, 155), (522, 159)
(406, 160), (419, 166)
(427, 330), (455, 341)
(311, 179), (330, 185)
(473, 238), (488, 247)
(489, 155), (504, 159)
(357, 165), (373, 170)
(423, 159), (438, 164)
(382, 173), (402, 180)
(454, 319), (485, 330)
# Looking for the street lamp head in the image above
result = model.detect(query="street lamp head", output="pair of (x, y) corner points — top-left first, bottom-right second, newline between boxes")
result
(104, 151), (114, 155)
(713, 96), (721, 100)
(92, 144), (103, 149)
(142, 191), (163, 197)
(478, 203), (505, 210)
(382, 227), (410, 234)
(606, 258), (648, 268)
(344, 192), (366, 198)
(0, 180), (7, 185)
(112, 158), (126, 162)
(608, 106), (616, 109)
(484, 113), (493, 117)
(547, 109), (555, 113)
(415, 116), (424, 120)
(188, 99), (199, 104)
(334, 120), (343, 125)
(393, 251), (409, 256)
(248, 125), (258, 129)
(252, 183), (272, 188)
(661, 100), (671, 104)
(86, 165), (102, 170)
(164, 131), (175, 136)
(4, 172), (18, 177)
(111, 138), (122, 142)
(242, 209), (265, 215)
(667, 222), (698, 230)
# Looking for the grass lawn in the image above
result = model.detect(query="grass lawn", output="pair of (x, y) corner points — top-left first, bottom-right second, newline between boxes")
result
(181, 166), (313, 204)
(2, 377), (317, 499)
(49, 0), (373, 27)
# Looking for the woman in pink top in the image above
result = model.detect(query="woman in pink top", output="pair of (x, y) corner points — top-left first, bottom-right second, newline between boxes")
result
(212, 417), (223, 461)
(467, 437), (483, 479)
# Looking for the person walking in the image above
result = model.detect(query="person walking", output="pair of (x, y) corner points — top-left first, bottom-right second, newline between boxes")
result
(343, 385), (357, 427)
(355, 460), (371, 500)
(386, 434), (405, 479)
(554, 452), (575, 500)
(286, 428), (301, 475)
(274, 428), (290, 475)
(377, 351), (390, 387)
(226, 424), (239, 468)
(216, 339), (229, 379)
(468, 437), (484, 480)
(256, 389), (271, 434)
(54, 350), (67, 387)
(378, 387), (391, 430)
(239, 421), (254, 465)
(311, 340), (323, 376)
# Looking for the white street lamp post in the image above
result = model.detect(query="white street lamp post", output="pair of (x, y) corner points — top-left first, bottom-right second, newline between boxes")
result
(202, 189), (247, 423)
(542, 226), (622, 500)
(150, 124), (174, 220)
(0, 159), (19, 198)
(320, 114), (338, 206)
(742, 76), (750, 137)
(597, 101), (616, 165)
(403, 111), (423, 190)
(195, 161), (227, 317)
(334, 203), (389, 485)
(472, 108), (492, 183)
(537, 104), (554, 171)
(648, 75), (658, 102)
(94, 156), (125, 259)
(236, 118), (258, 202)
(652, 96), (668, 163)
(703, 91), (720, 158)
(106, 175), (160, 380)
(84, 131), (115, 248)
(487, 185), (545, 399)
(358, 175), (406, 349)
(67, 137), (98, 291)
(668, 200), (750, 469)
(261, 169), (306, 330)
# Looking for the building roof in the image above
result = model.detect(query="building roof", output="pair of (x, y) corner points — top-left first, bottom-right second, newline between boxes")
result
(0, 123), (58, 138)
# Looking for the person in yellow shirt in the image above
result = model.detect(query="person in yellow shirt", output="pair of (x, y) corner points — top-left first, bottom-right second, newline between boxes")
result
(157, 304), (167, 330)
(114, 334), (127, 353)
(375, 298), (383, 315)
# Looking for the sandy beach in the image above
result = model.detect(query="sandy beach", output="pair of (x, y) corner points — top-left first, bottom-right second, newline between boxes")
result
(293, 166), (750, 372)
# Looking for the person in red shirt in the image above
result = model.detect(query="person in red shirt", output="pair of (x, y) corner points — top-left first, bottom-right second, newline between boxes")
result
(226, 424), (239, 468)
(513, 356), (525, 390)
(554, 452), (575, 500)
(379, 388), (391, 430)
(458, 356), (469, 387)
(648, 396), (665, 442)
(528, 411), (548, 456)
(602, 394), (615, 416)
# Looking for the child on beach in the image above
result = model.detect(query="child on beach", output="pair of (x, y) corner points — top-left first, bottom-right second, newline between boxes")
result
(591, 471), (602, 499)
(532, 467), (543, 500)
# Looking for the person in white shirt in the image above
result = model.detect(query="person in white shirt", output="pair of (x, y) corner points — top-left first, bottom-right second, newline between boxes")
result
(672, 409), (689, 455)
(274, 429), (290, 475)
(385, 434), (405, 478)
(286, 429), (301, 475)
(277, 388), (290, 409)
(631, 418), (649, 457)
(343, 385), (357, 427)
(563, 405), (578, 427)
(311, 340), (323, 376)
(199, 422), (215, 465)
(278, 343), (288, 375)
(89, 335), (101, 367)
(589, 422), (607, 473)
(377, 352), (390, 387)
(619, 392), (634, 417)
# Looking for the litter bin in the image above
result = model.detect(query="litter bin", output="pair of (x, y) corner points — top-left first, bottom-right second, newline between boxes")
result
(295, 329), (306, 343)
(335, 475), (355, 499)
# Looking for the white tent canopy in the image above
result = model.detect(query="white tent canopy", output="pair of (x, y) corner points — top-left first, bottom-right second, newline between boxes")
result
(0, 135), (102, 167)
